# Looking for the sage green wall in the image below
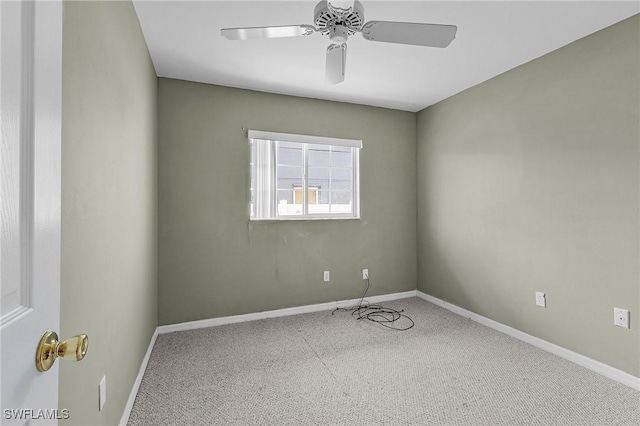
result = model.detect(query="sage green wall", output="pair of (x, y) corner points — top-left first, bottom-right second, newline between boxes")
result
(417, 15), (639, 376)
(158, 79), (416, 325)
(60, 2), (157, 425)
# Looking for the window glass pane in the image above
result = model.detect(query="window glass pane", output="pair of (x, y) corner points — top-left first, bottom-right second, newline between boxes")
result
(315, 190), (330, 205)
(309, 191), (331, 215)
(331, 191), (352, 204)
(330, 191), (353, 213)
(308, 166), (329, 180)
(331, 167), (351, 180)
(331, 147), (352, 167)
(305, 188), (319, 205)
(278, 141), (299, 149)
(277, 142), (303, 166)
(308, 178), (329, 190)
(308, 144), (330, 166)
(277, 190), (302, 216)
(277, 165), (302, 190)
(330, 178), (351, 190)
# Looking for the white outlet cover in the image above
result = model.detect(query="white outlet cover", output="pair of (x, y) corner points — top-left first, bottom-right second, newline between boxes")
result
(614, 308), (630, 329)
(362, 269), (368, 280)
(535, 292), (546, 308)
(323, 271), (330, 282)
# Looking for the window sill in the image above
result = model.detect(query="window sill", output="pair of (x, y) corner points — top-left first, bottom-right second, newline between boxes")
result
(249, 216), (360, 223)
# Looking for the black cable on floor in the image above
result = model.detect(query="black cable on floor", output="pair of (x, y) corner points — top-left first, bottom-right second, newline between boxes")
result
(331, 277), (414, 331)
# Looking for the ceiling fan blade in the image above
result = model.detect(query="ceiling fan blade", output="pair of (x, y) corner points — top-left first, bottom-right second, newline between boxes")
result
(361, 21), (457, 48)
(221, 24), (316, 40)
(325, 43), (347, 84)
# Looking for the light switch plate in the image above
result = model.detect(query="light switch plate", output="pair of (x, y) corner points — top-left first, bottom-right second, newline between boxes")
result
(535, 292), (546, 308)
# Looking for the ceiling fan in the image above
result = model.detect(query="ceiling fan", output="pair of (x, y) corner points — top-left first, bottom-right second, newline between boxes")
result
(221, 1), (457, 84)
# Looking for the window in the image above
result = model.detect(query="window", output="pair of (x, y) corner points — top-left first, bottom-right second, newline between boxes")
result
(249, 130), (361, 220)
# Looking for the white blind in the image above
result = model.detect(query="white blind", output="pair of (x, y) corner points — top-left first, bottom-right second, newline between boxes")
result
(254, 139), (275, 219)
(248, 130), (362, 149)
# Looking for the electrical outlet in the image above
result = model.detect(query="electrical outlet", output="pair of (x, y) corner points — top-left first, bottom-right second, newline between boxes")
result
(323, 271), (330, 282)
(362, 269), (369, 280)
(99, 376), (107, 411)
(614, 308), (630, 329)
(535, 292), (546, 308)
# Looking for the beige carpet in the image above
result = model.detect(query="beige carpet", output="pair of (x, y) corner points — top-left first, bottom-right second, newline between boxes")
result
(128, 297), (640, 425)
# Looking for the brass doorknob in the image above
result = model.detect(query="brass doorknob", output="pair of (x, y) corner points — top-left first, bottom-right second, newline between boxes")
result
(35, 331), (88, 372)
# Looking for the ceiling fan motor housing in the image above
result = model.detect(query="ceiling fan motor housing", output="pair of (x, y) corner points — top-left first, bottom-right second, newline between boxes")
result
(314, 0), (364, 36)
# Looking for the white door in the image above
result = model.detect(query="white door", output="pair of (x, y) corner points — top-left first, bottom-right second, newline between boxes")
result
(1, 0), (63, 424)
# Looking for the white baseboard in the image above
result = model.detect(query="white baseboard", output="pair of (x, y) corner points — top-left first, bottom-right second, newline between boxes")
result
(157, 290), (417, 334)
(119, 328), (159, 426)
(416, 291), (640, 391)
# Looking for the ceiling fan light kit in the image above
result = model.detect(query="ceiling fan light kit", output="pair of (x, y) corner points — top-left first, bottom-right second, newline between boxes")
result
(221, 1), (457, 84)
(328, 25), (350, 44)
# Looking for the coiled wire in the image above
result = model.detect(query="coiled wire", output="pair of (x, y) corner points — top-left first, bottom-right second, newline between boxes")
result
(332, 278), (414, 331)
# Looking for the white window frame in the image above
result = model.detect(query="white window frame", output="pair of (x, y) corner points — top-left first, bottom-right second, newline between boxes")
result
(249, 130), (361, 221)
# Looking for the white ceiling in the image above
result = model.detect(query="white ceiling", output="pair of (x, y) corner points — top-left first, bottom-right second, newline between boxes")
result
(133, 1), (639, 112)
